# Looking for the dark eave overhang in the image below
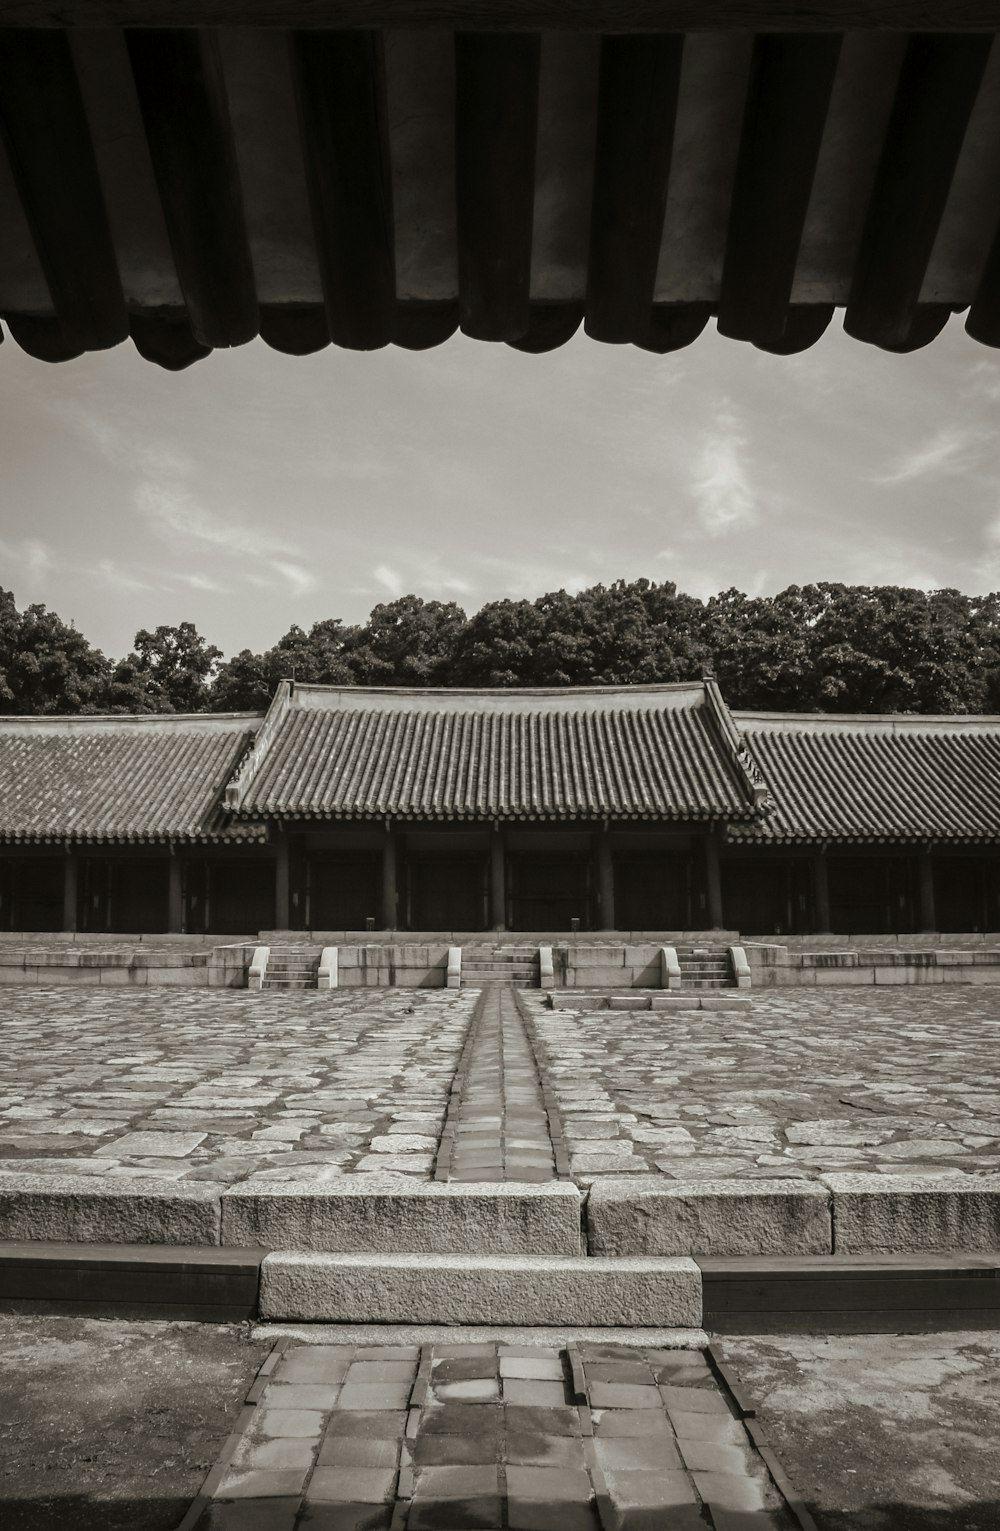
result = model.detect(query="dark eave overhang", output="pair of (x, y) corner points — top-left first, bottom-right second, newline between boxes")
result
(1, 11), (999, 365)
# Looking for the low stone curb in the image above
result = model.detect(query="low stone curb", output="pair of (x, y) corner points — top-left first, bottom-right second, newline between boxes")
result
(0, 1172), (224, 1244)
(823, 1171), (1000, 1253)
(587, 1178), (833, 1257)
(221, 1175), (583, 1255)
(259, 1251), (703, 1326)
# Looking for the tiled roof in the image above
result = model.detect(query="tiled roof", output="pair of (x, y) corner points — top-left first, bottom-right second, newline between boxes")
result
(729, 712), (1000, 845)
(0, 713), (265, 843)
(227, 682), (761, 822)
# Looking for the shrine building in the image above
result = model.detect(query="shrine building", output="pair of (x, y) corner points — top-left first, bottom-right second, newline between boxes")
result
(0, 678), (997, 939)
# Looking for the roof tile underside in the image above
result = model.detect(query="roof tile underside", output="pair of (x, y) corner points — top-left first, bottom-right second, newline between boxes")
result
(734, 727), (1000, 843)
(238, 704), (755, 820)
(0, 728), (261, 842)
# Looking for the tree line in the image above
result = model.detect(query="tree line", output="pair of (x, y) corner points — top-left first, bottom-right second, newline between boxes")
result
(2, 579), (999, 716)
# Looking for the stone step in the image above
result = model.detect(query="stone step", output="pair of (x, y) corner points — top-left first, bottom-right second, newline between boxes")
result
(221, 1179), (582, 1255)
(261, 978), (315, 990)
(259, 1251), (701, 1325)
(463, 977), (537, 988)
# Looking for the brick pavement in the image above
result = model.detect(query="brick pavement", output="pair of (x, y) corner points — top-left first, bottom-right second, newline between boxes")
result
(442, 988), (556, 1184)
(198, 1339), (790, 1530)
(524, 988), (1000, 1185)
(0, 989), (475, 1187)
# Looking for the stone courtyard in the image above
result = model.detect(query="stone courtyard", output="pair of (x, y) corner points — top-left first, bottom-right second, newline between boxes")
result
(0, 986), (999, 1191)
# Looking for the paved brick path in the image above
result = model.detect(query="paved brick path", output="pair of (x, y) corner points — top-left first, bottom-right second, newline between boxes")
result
(442, 988), (556, 1184)
(524, 988), (1000, 1184)
(199, 1340), (788, 1530)
(0, 989), (475, 1187)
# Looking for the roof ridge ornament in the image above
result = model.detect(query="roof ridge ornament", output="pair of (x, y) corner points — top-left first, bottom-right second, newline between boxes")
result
(223, 677), (293, 810)
(702, 675), (775, 814)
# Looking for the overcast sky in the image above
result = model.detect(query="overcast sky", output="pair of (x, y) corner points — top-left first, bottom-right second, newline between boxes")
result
(1, 313), (999, 661)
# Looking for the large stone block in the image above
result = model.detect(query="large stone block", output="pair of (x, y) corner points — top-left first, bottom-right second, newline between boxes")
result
(259, 1251), (701, 1326)
(221, 1176), (582, 1255)
(571, 966), (629, 988)
(873, 964), (940, 986)
(587, 1178), (832, 1256)
(812, 965), (872, 986)
(0, 1173), (223, 1243)
(825, 1173), (1000, 1253)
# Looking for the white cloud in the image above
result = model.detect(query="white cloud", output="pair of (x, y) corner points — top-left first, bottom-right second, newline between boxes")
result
(876, 426), (985, 486)
(176, 571), (229, 593)
(689, 405), (760, 536)
(0, 536), (54, 584)
(96, 558), (153, 592)
(372, 563), (404, 597)
(138, 483), (316, 595)
(273, 561), (318, 596)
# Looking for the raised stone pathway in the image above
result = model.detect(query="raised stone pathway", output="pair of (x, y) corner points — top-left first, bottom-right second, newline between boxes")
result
(195, 1339), (791, 1530)
(524, 988), (1000, 1185)
(0, 989), (475, 1187)
(441, 988), (556, 1184)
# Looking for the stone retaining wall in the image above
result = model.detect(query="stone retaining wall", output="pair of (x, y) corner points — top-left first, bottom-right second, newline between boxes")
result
(0, 943), (251, 987)
(746, 943), (1000, 986)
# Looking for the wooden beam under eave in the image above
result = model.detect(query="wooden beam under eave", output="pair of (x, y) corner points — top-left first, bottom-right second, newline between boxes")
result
(126, 29), (259, 349)
(290, 30), (396, 350)
(585, 34), (683, 344)
(845, 33), (992, 350)
(0, 31), (127, 351)
(456, 32), (540, 342)
(2, 2), (999, 29)
(718, 34), (842, 347)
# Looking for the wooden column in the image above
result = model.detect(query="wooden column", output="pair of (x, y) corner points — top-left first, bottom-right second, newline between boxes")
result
(274, 829), (290, 930)
(62, 846), (78, 933)
(704, 830), (723, 930)
(597, 831), (615, 931)
(490, 827), (506, 931)
(813, 851), (830, 933)
(919, 848), (937, 933)
(382, 825), (398, 931)
(168, 847), (184, 934)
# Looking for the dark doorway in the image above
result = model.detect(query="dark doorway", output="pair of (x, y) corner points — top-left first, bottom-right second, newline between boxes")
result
(0, 858), (63, 930)
(408, 856), (486, 930)
(722, 858), (812, 936)
(934, 856), (993, 933)
(510, 854), (591, 931)
(309, 854), (382, 930)
(614, 854), (692, 929)
(828, 855), (918, 934)
(80, 858), (169, 933)
(185, 859), (275, 934)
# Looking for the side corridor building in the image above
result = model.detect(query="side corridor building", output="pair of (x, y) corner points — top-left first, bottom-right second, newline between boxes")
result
(0, 679), (997, 939)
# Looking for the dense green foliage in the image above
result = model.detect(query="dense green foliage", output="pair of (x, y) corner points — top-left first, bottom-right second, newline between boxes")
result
(2, 579), (999, 715)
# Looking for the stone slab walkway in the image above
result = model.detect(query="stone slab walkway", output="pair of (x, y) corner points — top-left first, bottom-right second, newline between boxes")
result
(3, 985), (1000, 1200)
(195, 1339), (792, 1530)
(524, 988), (1000, 1185)
(0, 989), (475, 1188)
(441, 988), (556, 1184)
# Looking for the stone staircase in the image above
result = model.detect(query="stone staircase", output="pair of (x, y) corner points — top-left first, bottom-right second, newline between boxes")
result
(675, 944), (736, 989)
(261, 946), (320, 991)
(460, 944), (539, 988)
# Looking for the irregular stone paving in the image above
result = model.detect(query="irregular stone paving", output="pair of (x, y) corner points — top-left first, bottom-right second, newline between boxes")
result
(0, 988), (476, 1186)
(202, 1340), (791, 1529)
(524, 988), (1000, 1185)
(444, 988), (556, 1183)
